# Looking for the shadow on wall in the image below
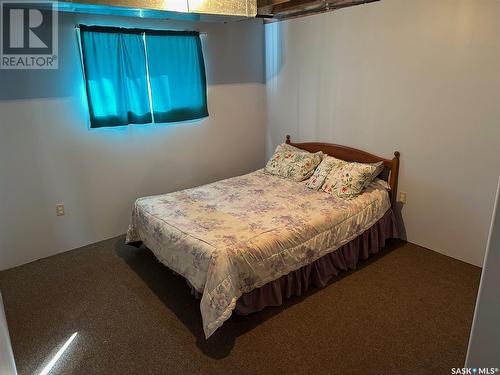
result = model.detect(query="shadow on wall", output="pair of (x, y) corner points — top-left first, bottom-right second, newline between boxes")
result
(393, 201), (407, 241)
(0, 16), (79, 100)
(203, 19), (265, 86)
(115, 237), (405, 358)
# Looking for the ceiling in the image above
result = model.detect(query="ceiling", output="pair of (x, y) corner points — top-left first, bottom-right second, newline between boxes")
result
(55, 0), (257, 22)
(52, 0), (376, 22)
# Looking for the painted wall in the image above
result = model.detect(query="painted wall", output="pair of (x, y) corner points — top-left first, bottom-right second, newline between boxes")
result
(466, 177), (500, 367)
(265, 0), (500, 266)
(0, 13), (266, 270)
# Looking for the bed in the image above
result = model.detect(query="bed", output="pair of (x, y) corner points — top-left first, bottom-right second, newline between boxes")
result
(126, 136), (400, 338)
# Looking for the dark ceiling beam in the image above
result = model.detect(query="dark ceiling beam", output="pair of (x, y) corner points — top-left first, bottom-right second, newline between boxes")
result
(257, 0), (290, 14)
(272, 0), (322, 13)
(257, 0), (289, 6)
(258, 0), (379, 18)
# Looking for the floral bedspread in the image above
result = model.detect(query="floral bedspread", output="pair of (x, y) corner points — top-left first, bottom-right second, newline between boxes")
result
(126, 170), (390, 338)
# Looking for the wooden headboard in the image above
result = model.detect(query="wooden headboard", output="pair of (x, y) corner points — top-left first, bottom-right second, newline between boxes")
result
(286, 135), (400, 205)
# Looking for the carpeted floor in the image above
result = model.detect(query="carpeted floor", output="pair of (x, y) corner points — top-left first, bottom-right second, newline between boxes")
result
(0, 238), (480, 375)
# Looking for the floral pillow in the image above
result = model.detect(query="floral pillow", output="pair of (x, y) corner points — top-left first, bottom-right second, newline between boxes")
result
(321, 160), (384, 199)
(306, 156), (343, 190)
(265, 147), (322, 182)
(275, 142), (305, 153)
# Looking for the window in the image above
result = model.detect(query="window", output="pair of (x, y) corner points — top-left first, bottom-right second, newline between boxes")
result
(79, 26), (208, 128)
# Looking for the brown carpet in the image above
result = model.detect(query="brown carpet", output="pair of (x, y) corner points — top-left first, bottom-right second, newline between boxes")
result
(0, 238), (480, 375)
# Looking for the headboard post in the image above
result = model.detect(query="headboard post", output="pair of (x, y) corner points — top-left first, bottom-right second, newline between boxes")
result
(389, 151), (400, 206)
(285, 135), (400, 207)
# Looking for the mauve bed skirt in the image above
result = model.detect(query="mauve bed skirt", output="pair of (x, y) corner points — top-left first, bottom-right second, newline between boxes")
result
(189, 209), (397, 316)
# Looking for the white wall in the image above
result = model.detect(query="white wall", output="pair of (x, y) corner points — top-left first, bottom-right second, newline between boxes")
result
(0, 13), (266, 270)
(466, 177), (500, 367)
(265, 0), (500, 266)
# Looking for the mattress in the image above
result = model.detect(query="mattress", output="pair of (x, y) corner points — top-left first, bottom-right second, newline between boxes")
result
(126, 169), (391, 338)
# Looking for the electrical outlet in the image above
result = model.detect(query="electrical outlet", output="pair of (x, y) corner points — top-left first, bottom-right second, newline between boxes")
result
(56, 204), (65, 216)
(398, 191), (407, 204)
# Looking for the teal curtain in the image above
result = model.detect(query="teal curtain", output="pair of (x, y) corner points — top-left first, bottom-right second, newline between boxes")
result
(145, 33), (208, 123)
(80, 28), (152, 128)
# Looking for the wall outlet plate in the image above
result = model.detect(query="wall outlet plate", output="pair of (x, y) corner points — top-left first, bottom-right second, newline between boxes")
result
(398, 191), (407, 204)
(56, 204), (65, 216)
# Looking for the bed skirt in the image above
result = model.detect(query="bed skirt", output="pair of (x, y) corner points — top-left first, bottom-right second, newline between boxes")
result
(189, 209), (397, 315)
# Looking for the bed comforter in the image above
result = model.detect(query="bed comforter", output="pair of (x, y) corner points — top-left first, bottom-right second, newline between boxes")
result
(126, 170), (390, 338)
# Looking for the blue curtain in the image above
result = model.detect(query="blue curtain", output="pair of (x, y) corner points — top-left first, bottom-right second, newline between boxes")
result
(145, 33), (208, 123)
(80, 28), (152, 128)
